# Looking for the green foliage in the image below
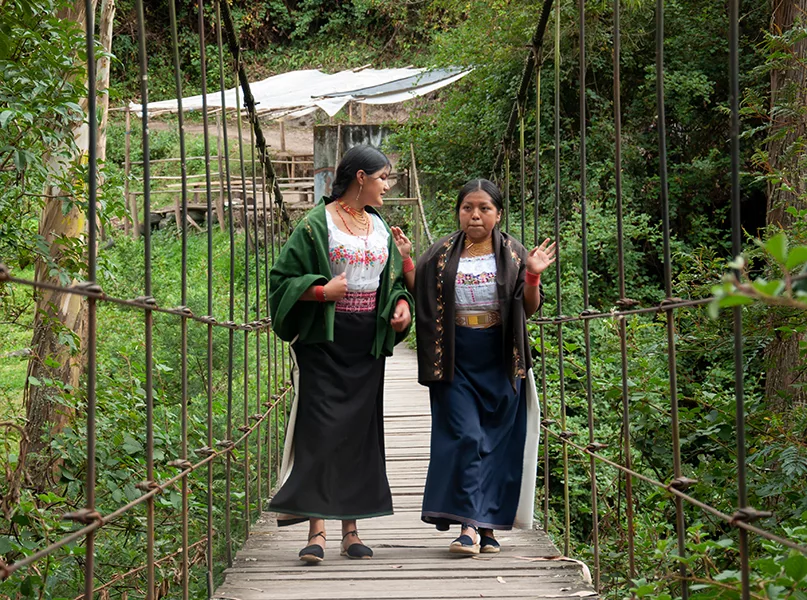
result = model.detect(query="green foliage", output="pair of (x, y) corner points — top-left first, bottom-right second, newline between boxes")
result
(2, 1), (807, 599)
(0, 230), (288, 599)
(710, 223), (807, 317)
(109, 0), (439, 102)
(0, 0), (86, 274)
(0, 0), (128, 281)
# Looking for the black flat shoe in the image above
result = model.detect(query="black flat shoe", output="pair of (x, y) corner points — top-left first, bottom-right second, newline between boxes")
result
(299, 531), (326, 563)
(449, 523), (479, 555)
(341, 529), (373, 559)
(480, 535), (501, 554)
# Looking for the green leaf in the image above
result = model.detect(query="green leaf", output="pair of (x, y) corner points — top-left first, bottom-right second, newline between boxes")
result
(718, 295), (754, 308)
(20, 576), (33, 597)
(765, 232), (789, 264)
(752, 279), (785, 296)
(785, 553), (807, 582)
(786, 247), (807, 271)
(27, 376), (41, 386)
(0, 110), (13, 127)
(0, 536), (14, 555)
(121, 436), (143, 455)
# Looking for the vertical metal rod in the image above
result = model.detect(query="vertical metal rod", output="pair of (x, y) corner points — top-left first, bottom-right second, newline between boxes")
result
(520, 106), (526, 244)
(235, 63), (251, 541)
(534, 60), (550, 533)
(553, 0), (570, 558)
(251, 121), (262, 523)
(729, 1), (749, 598)
(168, 0), (190, 595)
(134, 0), (155, 598)
(654, 0), (687, 594)
(267, 150), (278, 492)
(83, 1), (98, 597)
(261, 156), (272, 500)
(504, 153), (510, 233)
(214, 0), (235, 569)
(611, 0), (635, 591)
(197, 0), (215, 592)
(578, 0), (600, 590)
(278, 219), (287, 478)
(534, 67), (541, 248)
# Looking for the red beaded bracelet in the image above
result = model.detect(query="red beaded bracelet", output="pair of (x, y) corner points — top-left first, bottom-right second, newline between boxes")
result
(315, 285), (327, 302)
(402, 256), (415, 274)
(525, 271), (541, 287)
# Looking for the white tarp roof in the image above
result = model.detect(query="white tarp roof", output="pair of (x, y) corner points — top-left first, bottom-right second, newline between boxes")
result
(129, 67), (470, 120)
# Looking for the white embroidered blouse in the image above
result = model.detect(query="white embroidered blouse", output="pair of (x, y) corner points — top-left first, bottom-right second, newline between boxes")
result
(326, 210), (389, 292)
(455, 254), (499, 311)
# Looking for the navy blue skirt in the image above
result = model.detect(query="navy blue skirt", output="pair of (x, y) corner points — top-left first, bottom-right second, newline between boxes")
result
(421, 325), (527, 531)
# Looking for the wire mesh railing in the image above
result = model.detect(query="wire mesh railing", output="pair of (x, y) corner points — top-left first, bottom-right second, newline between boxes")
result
(0, 0), (295, 597)
(3, 0), (806, 599)
(492, 0), (807, 598)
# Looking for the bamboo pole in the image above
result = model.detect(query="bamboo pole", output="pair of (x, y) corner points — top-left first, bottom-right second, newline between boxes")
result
(126, 107), (140, 238)
(215, 111), (226, 231)
(124, 106), (131, 236)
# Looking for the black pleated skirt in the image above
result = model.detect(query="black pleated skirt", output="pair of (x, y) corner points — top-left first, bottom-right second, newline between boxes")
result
(269, 311), (393, 524)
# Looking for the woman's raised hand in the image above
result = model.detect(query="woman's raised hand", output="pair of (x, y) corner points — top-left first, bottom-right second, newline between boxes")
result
(526, 238), (557, 275)
(324, 273), (348, 301)
(391, 226), (412, 259)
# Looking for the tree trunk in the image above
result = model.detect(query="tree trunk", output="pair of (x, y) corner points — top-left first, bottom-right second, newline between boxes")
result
(22, 0), (98, 490)
(96, 0), (115, 238)
(764, 0), (807, 410)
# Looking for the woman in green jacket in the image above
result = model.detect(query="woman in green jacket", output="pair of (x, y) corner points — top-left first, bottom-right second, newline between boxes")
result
(268, 145), (413, 563)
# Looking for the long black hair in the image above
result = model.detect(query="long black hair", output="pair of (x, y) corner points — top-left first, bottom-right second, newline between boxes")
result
(328, 145), (391, 203)
(455, 178), (504, 214)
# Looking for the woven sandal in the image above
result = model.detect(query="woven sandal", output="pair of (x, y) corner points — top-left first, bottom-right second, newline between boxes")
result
(299, 531), (326, 563)
(341, 530), (373, 559)
(480, 534), (501, 554)
(339, 529), (373, 559)
(449, 523), (480, 555)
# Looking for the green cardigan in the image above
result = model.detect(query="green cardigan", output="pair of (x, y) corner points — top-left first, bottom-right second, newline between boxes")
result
(269, 203), (413, 357)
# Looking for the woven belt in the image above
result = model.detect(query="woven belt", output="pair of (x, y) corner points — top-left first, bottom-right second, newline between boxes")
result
(455, 311), (501, 329)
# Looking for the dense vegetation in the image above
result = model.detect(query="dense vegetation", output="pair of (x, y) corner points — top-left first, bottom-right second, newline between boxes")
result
(1, 0), (806, 599)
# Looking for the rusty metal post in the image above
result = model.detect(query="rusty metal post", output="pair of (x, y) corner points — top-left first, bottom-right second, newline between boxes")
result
(729, 1), (750, 597)
(168, 0), (190, 594)
(578, 0), (601, 591)
(83, 1), (98, 597)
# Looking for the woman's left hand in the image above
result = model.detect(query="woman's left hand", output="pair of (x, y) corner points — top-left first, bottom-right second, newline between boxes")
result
(527, 238), (557, 274)
(391, 226), (412, 259)
(391, 300), (411, 333)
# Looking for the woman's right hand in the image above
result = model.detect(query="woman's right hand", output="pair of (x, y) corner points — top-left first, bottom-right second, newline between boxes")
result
(324, 273), (348, 301)
(391, 226), (412, 259)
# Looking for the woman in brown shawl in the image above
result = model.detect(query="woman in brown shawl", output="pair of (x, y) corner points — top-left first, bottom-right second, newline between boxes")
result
(392, 178), (555, 555)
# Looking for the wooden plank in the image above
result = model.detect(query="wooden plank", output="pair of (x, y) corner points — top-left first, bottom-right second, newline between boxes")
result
(214, 347), (596, 599)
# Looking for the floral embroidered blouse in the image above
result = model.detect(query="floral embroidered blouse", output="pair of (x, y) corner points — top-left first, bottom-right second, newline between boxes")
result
(326, 210), (389, 292)
(455, 254), (499, 312)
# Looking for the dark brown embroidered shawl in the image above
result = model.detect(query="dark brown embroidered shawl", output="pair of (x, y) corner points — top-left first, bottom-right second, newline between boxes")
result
(414, 228), (540, 387)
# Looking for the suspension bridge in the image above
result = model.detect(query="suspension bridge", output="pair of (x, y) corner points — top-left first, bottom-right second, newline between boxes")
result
(1, 0), (806, 599)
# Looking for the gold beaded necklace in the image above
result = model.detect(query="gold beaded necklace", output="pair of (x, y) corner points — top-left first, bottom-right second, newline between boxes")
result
(464, 237), (494, 257)
(337, 200), (369, 229)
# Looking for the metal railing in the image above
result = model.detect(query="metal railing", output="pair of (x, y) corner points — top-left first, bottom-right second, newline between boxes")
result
(492, 0), (807, 598)
(0, 0), (295, 598)
(3, 0), (806, 599)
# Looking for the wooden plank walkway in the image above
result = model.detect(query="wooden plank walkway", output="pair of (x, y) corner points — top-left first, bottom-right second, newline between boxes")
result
(214, 347), (597, 600)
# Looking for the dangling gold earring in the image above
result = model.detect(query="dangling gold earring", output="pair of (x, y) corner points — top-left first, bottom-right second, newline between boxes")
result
(355, 184), (363, 204)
